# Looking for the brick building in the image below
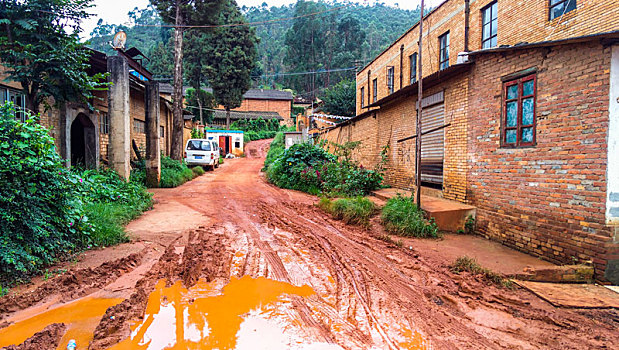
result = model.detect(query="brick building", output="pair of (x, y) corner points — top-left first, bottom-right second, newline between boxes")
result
(319, 0), (619, 282)
(1, 48), (173, 185)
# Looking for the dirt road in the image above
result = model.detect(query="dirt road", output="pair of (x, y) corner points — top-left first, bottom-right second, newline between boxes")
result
(1, 138), (617, 350)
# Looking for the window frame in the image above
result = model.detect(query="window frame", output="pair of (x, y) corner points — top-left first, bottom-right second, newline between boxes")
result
(549, 0), (576, 21)
(502, 73), (537, 148)
(100, 112), (109, 135)
(387, 66), (395, 94)
(361, 86), (365, 107)
(439, 32), (450, 70)
(372, 78), (377, 103)
(409, 53), (418, 84)
(133, 118), (146, 134)
(160, 125), (165, 138)
(481, 1), (498, 49)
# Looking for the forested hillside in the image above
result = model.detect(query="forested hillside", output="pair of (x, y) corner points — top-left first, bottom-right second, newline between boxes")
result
(87, 0), (420, 96)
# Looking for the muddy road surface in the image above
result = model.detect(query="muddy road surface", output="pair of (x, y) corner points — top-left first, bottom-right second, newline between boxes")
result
(1, 138), (617, 350)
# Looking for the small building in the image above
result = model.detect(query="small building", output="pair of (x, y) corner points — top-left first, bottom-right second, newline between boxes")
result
(320, 0), (619, 283)
(209, 109), (283, 128)
(283, 131), (308, 149)
(1, 47), (173, 182)
(205, 129), (244, 156)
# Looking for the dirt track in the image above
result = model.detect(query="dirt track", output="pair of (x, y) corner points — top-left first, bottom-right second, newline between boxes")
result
(1, 138), (618, 349)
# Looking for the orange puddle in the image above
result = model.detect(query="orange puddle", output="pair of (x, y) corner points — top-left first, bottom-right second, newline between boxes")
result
(0, 297), (122, 350)
(398, 328), (429, 349)
(109, 276), (314, 350)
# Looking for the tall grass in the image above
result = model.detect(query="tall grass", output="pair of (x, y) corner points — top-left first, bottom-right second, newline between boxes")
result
(319, 196), (376, 226)
(450, 256), (513, 288)
(381, 195), (439, 238)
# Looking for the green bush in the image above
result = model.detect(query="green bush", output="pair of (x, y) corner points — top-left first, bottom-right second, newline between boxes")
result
(0, 104), (93, 283)
(319, 197), (375, 226)
(263, 138), (383, 196)
(71, 168), (153, 247)
(0, 103), (153, 286)
(132, 156), (195, 188)
(450, 256), (512, 288)
(381, 195), (439, 238)
(192, 166), (205, 176)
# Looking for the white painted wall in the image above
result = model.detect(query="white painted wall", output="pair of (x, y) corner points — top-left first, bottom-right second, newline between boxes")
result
(607, 45), (619, 226)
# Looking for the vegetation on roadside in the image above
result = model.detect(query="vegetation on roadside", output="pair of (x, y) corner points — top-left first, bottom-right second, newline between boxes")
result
(231, 118), (294, 143)
(131, 156), (198, 188)
(0, 103), (152, 287)
(318, 197), (376, 227)
(264, 139), (383, 196)
(381, 195), (439, 238)
(450, 256), (513, 288)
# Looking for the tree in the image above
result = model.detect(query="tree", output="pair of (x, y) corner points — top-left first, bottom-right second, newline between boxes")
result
(0, 0), (106, 114)
(150, 0), (224, 160)
(204, 0), (258, 129)
(321, 79), (356, 117)
(185, 87), (215, 125)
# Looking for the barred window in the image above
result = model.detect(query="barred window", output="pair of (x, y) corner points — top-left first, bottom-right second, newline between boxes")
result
(387, 67), (394, 94)
(100, 112), (109, 134)
(160, 125), (164, 137)
(372, 78), (377, 102)
(133, 119), (145, 134)
(361, 87), (365, 107)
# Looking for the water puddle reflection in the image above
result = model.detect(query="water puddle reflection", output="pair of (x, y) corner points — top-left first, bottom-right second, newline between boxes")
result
(109, 276), (315, 350)
(0, 297), (122, 350)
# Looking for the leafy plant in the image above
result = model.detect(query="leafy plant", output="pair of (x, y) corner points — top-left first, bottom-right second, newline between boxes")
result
(0, 103), (93, 284)
(192, 166), (205, 176)
(464, 215), (476, 234)
(381, 195), (439, 238)
(318, 196), (376, 227)
(132, 156), (196, 188)
(321, 79), (356, 117)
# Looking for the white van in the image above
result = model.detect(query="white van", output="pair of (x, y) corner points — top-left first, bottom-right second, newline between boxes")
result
(184, 139), (220, 170)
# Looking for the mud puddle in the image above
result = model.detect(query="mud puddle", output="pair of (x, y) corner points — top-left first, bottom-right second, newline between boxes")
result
(109, 275), (341, 350)
(0, 297), (122, 350)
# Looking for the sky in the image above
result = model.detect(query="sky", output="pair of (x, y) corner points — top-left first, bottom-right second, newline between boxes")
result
(81, 0), (445, 38)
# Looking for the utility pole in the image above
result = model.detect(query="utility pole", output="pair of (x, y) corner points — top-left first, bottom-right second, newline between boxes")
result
(415, 0), (425, 207)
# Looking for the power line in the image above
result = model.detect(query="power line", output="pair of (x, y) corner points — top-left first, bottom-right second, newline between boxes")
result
(253, 67), (357, 78)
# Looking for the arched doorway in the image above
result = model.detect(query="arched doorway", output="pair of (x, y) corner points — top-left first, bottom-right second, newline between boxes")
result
(70, 113), (96, 168)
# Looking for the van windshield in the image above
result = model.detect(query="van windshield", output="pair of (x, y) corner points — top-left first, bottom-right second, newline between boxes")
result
(186, 140), (211, 151)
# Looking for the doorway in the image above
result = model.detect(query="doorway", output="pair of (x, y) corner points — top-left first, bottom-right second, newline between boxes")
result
(71, 113), (96, 168)
(219, 135), (232, 155)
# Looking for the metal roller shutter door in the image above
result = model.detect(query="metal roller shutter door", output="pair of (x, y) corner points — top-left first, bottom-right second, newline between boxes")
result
(420, 103), (444, 185)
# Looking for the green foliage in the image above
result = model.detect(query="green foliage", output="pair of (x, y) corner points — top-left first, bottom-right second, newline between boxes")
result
(190, 127), (204, 139)
(0, 104), (152, 286)
(381, 195), (439, 238)
(0, 103), (93, 283)
(185, 88), (216, 124)
(318, 197), (375, 227)
(264, 139), (382, 196)
(133, 156), (196, 188)
(321, 79), (356, 117)
(464, 215), (476, 234)
(264, 132), (286, 169)
(0, 0), (108, 113)
(450, 256), (513, 288)
(231, 118), (286, 142)
(192, 166), (205, 176)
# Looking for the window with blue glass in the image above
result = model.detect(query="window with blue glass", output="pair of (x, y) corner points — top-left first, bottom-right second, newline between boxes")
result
(481, 2), (498, 49)
(549, 0), (576, 20)
(439, 32), (450, 70)
(503, 74), (536, 147)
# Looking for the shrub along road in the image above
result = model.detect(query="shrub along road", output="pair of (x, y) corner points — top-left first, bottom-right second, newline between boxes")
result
(0, 139), (617, 350)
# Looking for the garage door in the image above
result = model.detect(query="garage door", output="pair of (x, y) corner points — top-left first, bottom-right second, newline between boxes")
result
(420, 102), (444, 185)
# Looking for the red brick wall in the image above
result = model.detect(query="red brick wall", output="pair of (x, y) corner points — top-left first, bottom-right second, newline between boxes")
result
(357, 0), (619, 115)
(217, 98), (292, 125)
(467, 41), (613, 276)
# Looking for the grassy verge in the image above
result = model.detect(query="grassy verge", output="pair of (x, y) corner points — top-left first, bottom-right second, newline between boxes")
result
(376, 233), (404, 247)
(191, 166), (205, 176)
(318, 197), (376, 227)
(381, 195), (439, 238)
(450, 256), (513, 288)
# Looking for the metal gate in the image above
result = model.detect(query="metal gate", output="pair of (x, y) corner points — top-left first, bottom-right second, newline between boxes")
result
(420, 102), (444, 185)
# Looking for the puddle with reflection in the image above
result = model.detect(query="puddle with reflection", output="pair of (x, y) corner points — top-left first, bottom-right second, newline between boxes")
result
(0, 297), (122, 350)
(109, 275), (316, 350)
